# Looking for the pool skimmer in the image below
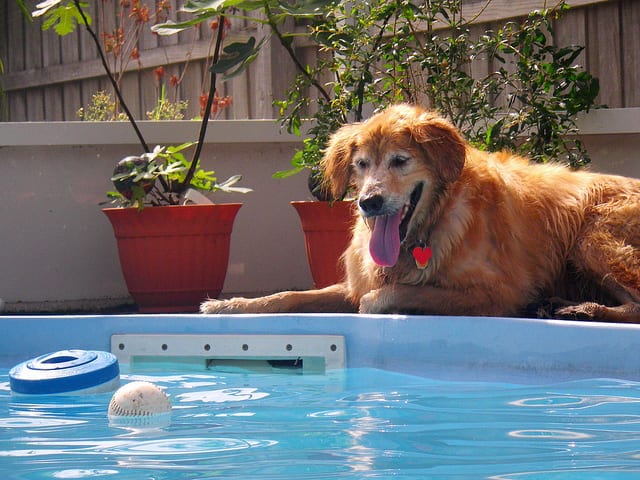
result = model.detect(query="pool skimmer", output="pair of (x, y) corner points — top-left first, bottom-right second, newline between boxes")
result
(111, 334), (345, 373)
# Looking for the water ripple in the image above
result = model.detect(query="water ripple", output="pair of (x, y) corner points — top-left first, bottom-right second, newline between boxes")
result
(0, 417), (86, 428)
(2, 437), (277, 457)
(508, 429), (592, 440)
(177, 388), (269, 403)
(510, 394), (640, 409)
(52, 469), (119, 478)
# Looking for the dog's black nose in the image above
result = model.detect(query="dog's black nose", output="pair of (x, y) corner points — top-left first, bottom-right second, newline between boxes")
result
(359, 194), (385, 216)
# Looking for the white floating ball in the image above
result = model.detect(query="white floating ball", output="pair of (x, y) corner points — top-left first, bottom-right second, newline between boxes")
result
(108, 381), (171, 426)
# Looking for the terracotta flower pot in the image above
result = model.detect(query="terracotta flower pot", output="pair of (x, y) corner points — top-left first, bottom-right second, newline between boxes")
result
(103, 203), (241, 313)
(291, 201), (356, 288)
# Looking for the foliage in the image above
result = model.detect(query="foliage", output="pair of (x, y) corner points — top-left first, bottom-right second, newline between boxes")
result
(152, 0), (337, 196)
(146, 86), (189, 121)
(108, 144), (251, 208)
(76, 91), (126, 121)
(32, 0), (254, 207)
(271, 0), (600, 199)
(76, 89), (189, 122)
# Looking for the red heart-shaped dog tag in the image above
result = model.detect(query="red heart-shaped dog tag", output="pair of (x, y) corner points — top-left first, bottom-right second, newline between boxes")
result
(412, 245), (432, 269)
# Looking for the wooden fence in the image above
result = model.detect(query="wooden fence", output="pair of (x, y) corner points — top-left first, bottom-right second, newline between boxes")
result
(1, 0), (638, 122)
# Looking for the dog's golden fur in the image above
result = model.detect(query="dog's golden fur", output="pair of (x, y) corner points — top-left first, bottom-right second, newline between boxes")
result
(201, 104), (640, 322)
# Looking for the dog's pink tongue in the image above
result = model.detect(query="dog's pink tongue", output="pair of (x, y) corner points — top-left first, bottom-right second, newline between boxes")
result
(369, 211), (403, 267)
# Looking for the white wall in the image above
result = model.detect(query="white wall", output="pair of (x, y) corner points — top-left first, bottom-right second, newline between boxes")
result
(0, 110), (638, 312)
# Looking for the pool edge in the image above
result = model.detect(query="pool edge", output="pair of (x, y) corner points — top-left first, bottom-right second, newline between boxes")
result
(2, 314), (640, 383)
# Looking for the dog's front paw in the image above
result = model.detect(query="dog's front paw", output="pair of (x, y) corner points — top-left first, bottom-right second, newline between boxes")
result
(200, 298), (247, 314)
(358, 290), (387, 314)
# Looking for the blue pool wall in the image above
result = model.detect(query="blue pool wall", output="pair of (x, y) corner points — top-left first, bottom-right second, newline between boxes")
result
(2, 314), (640, 383)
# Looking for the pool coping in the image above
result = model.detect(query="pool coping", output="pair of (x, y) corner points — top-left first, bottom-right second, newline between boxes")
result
(2, 314), (640, 383)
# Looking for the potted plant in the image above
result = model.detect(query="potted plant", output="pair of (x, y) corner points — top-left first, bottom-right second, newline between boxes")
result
(274, 123), (355, 289)
(289, 199), (355, 289)
(265, 0), (599, 286)
(272, 91), (356, 289)
(32, 0), (256, 312)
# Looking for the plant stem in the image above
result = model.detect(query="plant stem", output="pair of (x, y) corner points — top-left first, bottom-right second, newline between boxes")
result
(180, 14), (227, 193)
(72, 0), (150, 154)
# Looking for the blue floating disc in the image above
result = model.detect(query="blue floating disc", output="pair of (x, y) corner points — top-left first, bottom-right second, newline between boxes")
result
(9, 350), (120, 394)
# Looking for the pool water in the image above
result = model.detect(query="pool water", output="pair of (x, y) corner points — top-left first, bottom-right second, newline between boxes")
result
(2, 367), (640, 479)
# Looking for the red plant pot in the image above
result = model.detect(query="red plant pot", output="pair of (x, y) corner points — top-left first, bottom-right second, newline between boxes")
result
(291, 201), (356, 288)
(103, 203), (241, 313)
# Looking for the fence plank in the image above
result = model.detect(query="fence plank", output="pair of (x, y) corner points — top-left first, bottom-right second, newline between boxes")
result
(42, 27), (64, 120)
(0, 2), (7, 70)
(555, 7), (587, 69)
(0, 2), (9, 121)
(7, 3), (27, 121)
(621, 0), (640, 107)
(62, 82), (81, 121)
(229, 72), (250, 119)
(119, 71), (142, 120)
(250, 12), (274, 119)
(270, 17), (298, 118)
(79, 10), (102, 121)
(180, 60), (205, 119)
(587, 2), (623, 108)
(226, 16), (251, 119)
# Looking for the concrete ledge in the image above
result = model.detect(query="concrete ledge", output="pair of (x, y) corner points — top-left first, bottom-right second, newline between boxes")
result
(575, 108), (640, 135)
(0, 109), (638, 147)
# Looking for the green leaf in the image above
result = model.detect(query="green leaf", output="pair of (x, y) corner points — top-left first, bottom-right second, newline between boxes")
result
(272, 165), (305, 179)
(165, 142), (196, 154)
(484, 118), (504, 147)
(272, 150), (307, 178)
(38, 2), (90, 36)
(211, 37), (267, 79)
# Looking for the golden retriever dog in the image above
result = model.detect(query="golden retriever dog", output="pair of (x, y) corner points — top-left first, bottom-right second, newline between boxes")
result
(201, 104), (640, 322)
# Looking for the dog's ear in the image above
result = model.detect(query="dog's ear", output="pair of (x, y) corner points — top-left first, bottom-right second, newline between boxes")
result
(320, 123), (360, 199)
(410, 113), (466, 184)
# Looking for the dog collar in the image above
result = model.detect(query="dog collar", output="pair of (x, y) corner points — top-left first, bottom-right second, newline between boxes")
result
(411, 242), (432, 269)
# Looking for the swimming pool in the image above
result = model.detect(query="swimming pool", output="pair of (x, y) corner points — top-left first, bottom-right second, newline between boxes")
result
(2, 314), (640, 478)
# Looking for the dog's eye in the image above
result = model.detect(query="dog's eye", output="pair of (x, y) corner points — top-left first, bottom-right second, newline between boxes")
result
(390, 155), (409, 168)
(354, 158), (369, 170)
